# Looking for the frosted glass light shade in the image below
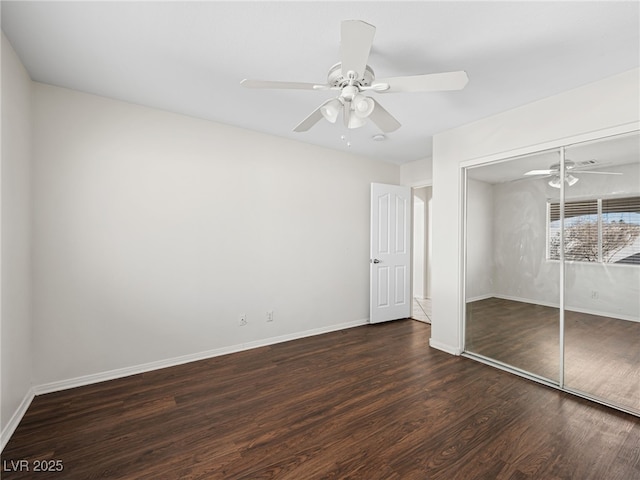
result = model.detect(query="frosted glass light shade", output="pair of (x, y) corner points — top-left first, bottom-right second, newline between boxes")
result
(548, 173), (579, 188)
(320, 98), (343, 123)
(347, 113), (366, 129)
(353, 95), (374, 118)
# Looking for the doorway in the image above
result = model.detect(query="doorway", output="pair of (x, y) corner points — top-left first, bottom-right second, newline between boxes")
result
(370, 183), (412, 323)
(412, 186), (432, 323)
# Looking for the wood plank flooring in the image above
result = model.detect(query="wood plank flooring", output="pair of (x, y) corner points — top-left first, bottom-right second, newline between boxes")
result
(3, 320), (640, 479)
(466, 297), (640, 412)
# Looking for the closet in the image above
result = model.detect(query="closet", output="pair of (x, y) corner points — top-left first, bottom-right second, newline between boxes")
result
(463, 131), (640, 415)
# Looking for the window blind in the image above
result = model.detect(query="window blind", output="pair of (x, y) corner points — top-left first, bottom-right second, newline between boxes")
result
(549, 200), (598, 222)
(602, 196), (640, 215)
(548, 196), (640, 264)
(602, 196), (640, 265)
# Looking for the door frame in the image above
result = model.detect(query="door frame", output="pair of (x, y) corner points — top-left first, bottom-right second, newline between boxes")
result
(411, 183), (432, 322)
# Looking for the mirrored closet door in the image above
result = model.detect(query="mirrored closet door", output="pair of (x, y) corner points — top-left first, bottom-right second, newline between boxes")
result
(464, 131), (640, 415)
(562, 133), (640, 412)
(464, 148), (562, 383)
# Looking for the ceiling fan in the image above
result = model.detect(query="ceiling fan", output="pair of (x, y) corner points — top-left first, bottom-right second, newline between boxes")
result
(524, 160), (622, 188)
(240, 20), (469, 133)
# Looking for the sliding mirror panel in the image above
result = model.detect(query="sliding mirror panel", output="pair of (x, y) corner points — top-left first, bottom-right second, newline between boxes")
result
(562, 132), (640, 414)
(465, 149), (561, 382)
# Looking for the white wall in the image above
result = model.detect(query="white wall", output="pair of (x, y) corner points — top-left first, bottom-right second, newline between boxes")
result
(401, 157), (432, 187)
(31, 83), (399, 387)
(562, 162), (640, 319)
(412, 186), (431, 299)
(1, 33), (33, 446)
(465, 158), (639, 321)
(402, 159), (433, 301)
(492, 162), (639, 320)
(431, 68), (640, 354)
(465, 179), (494, 301)
(491, 176), (559, 305)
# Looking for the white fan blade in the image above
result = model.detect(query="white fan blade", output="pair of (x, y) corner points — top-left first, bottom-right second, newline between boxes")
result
(524, 169), (555, 176)
(341, 20), (376, 81)
(293, 108), (324, 132)
(374, 71), (469, 93)
(241, 79), (330, 91)
(369, 99), (401, 133)
(575, 171), (622, 175)
(293, 99), (338, 132)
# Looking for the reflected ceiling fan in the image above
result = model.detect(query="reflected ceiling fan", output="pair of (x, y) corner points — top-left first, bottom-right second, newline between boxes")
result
(524, 160), (622, 188)
(240, 20), (469, 133)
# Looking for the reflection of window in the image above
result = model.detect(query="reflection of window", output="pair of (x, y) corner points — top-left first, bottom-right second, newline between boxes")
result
(548, 196), (640, 264)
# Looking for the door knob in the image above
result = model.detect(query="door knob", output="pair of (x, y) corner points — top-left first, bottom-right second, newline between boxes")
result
(372, 258), (381, 264)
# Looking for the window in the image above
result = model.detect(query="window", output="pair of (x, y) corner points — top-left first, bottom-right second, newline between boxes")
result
(548, 196), (640, 264)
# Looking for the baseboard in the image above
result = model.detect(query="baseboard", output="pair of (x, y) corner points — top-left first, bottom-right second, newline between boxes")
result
(564, 305), (638, 323)
(465, 293), (494, 303)
(429, 338), (462, 355)
(1, 388), (35, 453)
(492, 294), (638, 323)
(491, 294), (557, 309)
(34, 318), (370, 396)
(4, 319), (369, 453)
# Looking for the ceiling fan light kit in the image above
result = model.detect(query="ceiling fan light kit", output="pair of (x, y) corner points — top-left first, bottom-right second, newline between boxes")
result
(347, 110), (367, 129)
(320, 98), (343, 123)
(524, 159), (623, 188)
(548, 173), (579, 189)
(353, 95), (375, 117)
(240, 19), (469, 133)
(566, 174), (579, 186)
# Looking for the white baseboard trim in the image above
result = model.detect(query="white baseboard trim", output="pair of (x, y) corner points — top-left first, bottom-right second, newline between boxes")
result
(3, 319), (368, 452)
(429, 338), (462, 356)
(1, 388), (35, 453)
(465, 293), (494, 303)
(492, 294), (639, 323)
(565, 305), (638, 323)
(34, 318), (370, 396)
(491, 294), (557, 309)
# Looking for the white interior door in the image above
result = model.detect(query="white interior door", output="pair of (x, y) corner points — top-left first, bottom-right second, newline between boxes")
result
(370, 183), (411, 323)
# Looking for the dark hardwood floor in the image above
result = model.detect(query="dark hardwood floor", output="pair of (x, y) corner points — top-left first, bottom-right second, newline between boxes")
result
(466, 298), (561, 381)
(466, 297), (640, 412)
(3, 320), (640, 479)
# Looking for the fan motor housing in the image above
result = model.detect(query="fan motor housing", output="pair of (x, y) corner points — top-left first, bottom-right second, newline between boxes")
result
(550, 160), (576, 171)
(327, 63), (375, 88)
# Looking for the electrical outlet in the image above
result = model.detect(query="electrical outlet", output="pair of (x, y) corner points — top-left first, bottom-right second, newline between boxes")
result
(239, 314), (247, 326)
(267, 311), (274, 322)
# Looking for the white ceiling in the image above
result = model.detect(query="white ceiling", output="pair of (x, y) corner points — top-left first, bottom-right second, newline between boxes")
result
(466, 131), (640, 184)
(2, 1), (639, 165)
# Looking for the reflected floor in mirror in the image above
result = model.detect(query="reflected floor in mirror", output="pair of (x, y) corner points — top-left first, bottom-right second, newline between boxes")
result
(465, 297), (640, 413)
